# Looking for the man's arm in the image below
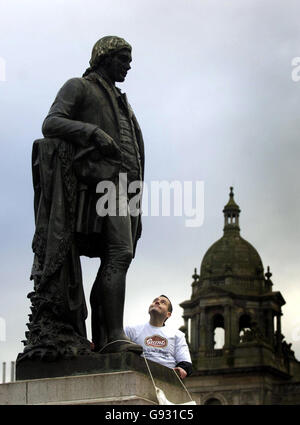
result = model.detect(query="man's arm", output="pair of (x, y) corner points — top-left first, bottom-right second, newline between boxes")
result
(124, 325), (136, 342)
(174, 361), (193, 378)
(174, 331), (193, 378)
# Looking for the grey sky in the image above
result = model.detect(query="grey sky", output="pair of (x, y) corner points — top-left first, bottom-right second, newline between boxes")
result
(1, 0), (300, 377)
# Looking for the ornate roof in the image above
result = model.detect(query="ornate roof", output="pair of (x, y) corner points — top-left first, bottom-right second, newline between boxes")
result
(200, 188), (264, 282)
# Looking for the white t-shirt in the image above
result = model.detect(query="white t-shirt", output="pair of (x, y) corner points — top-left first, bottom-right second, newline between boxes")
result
(125, 322), (191, 369)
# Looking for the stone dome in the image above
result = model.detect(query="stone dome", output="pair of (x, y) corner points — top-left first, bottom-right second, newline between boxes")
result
(200, 188), (264, 280)
(200, 234), (264, 279)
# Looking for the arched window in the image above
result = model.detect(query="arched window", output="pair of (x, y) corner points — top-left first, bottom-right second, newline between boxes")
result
(214, 327), (225, 349)
(212, 314), (225, 349)
(204, 397), (222, 405)
(239, 314), (252, 342)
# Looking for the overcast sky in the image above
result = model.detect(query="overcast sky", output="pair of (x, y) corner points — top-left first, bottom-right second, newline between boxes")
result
(1, 0), (300, 380)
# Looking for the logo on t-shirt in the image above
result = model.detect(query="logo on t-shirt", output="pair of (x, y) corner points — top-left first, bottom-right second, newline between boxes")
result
(144, 335), (168, 348)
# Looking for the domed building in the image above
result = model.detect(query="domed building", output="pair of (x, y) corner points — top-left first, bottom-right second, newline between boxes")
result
(181, 188), (300, 405)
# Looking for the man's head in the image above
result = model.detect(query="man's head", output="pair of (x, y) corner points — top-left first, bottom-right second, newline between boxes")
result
(88, 36), (132, 83)
(148, 295), (173, 325)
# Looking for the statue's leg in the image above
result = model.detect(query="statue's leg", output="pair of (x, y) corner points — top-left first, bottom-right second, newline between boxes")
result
(97, 262), (142, 354)
(89, 250), (131, 350)
(89, 177), (142, 354)
(99, 211), (134, 343)
(90, 263), (107, 351)
(92, 200), (142, 353)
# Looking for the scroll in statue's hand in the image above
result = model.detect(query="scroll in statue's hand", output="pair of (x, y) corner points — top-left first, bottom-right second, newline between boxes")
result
(92, 128), (122, 160)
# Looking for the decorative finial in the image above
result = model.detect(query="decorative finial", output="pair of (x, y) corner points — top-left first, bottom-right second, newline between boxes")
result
(265, 266), (272, 280)
(192, 267), (199, 281)
(223, 186), (240, 233)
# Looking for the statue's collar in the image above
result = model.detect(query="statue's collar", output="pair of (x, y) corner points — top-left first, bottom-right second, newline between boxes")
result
(86, 71), (123, 98)
(94, 70), (115, 87)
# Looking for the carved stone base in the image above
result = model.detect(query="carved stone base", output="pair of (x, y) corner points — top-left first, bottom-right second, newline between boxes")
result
(9, 353), (194, 405)
(1, 371), (188, 405)
(16, 352), (181, 385)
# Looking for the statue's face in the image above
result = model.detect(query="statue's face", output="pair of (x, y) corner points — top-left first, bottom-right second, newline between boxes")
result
(105, 48), (132, 83)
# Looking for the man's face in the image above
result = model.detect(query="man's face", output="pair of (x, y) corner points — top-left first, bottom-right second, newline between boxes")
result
(148, 296), (172, 321)
(105, 48), (132, 83)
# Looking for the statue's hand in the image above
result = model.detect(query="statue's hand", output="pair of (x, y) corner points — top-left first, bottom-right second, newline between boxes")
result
(92, 128), (122, 160)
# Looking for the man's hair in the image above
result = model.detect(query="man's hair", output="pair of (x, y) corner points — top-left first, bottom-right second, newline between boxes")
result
(160, 295), (173, 313)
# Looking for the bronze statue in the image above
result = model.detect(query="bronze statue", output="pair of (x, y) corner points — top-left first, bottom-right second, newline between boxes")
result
(18, 36), (144, 363)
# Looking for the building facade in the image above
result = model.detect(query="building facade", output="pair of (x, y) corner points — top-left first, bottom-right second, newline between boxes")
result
(181, 188), (300, 405)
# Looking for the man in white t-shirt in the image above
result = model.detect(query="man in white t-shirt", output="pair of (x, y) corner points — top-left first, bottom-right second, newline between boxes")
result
(125, 295), (192, 379)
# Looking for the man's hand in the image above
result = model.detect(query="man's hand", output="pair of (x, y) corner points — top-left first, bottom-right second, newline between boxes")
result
(173, 367), (187, 379)
(92, 128), (122, 159)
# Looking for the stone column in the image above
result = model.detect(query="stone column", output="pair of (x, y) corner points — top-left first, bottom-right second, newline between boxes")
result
(259, 310), (266, 339)
(207, 314), (214, 351)
(224, 305), (231, 348)
(277, 314), (282, 334)
(276, 313), (283, 353)
(199, 309), (206, 353)
(195, 313), (200, 351)
(267, 310), (274, 345)
(184, 317), (188, 331)
(230, 306), (239, 346)
(183, 317), (189, 344)
(190, 315), (196, 352)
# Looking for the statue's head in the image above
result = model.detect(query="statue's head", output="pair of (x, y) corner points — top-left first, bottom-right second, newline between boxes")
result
(87, 36), (132, 82)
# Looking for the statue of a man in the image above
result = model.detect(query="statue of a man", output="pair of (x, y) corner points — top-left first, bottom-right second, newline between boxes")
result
(18, 36), (144, 362)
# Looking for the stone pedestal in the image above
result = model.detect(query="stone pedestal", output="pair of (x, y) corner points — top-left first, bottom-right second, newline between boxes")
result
(1, 353), (192, 405)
